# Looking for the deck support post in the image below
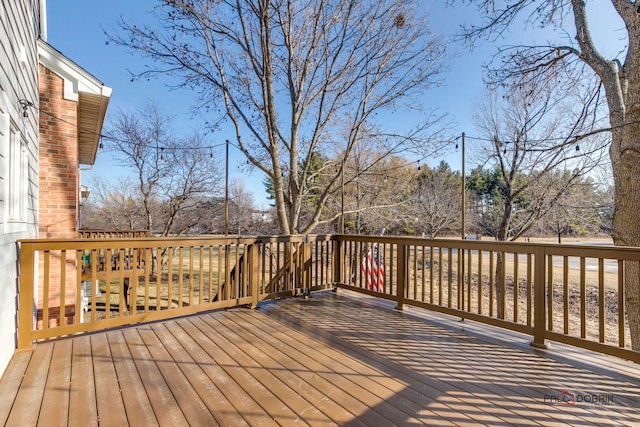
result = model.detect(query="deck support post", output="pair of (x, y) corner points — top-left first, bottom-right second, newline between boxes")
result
(396, 244), (407, 311)
(531, 245), (548, 349)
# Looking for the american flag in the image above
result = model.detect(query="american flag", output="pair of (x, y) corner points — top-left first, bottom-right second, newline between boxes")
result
(361, 243), (384, 292)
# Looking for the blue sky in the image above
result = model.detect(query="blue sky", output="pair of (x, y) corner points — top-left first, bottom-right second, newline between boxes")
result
(46, 1), (623, 207)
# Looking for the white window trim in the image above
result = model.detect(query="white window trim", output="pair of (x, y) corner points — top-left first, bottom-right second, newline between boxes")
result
(7, 124), (28, 226)
(0, 92), (28, 234)
(0, 108), (9, 227)
(0, 101), (7, 228)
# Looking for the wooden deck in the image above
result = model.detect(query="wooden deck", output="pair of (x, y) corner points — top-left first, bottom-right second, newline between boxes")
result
(1, 290), (640, 426)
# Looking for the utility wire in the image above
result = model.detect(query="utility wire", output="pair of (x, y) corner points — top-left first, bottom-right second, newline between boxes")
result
(21, 98), (234, 152)
(22, 97), (640, 172)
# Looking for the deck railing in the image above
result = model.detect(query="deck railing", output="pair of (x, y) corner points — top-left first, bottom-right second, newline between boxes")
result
(17, 234), (640, 363)
(333, 235), (640, 363)
(17, 235), (334, 348)
(79, 229), (152, 239)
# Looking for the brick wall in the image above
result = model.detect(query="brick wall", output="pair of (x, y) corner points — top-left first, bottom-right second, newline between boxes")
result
(39, 64), (79, 239)
(38, 64), (80, 325)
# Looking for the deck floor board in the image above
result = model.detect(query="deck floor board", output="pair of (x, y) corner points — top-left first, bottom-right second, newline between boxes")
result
(152, 321), (249, 427)
(227, 310), (459, 426)
(203, 313), (356, 425)
(92, 332), (129, 427)
(39, 339), (72, 427)
(0, 351), (32, 426)
(68, 335), (98, 427)
(137, 325), (218, 426)
(187, 315), (307, 426)
(120, 327), (188, 426)
(106, 330), (158, 427)
(176, 317), (279, 427)
(5, 341), (53, 426)
(1, 290), (640, 426)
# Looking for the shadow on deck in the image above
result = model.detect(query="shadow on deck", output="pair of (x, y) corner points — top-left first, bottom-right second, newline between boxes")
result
(2, 290), (639, 426)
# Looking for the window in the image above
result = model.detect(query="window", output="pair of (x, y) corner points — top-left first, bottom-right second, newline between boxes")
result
(0, 99), (29, 232)
(7, 122), (27, 223)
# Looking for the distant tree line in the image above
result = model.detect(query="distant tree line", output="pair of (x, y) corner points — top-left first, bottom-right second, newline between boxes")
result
(85, 156), (611, 242)
(81, 187), (279, 236)
(262, 155), (611, 241)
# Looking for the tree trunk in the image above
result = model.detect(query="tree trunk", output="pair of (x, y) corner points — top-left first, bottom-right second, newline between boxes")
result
(610, 114), (640, 351)
(570, 0), (640, 351)
(495, 252), (506, 319)
(493, 200), (512, 319)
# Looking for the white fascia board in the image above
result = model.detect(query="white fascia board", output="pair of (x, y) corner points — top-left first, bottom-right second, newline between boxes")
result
(37, 39), (112, 101)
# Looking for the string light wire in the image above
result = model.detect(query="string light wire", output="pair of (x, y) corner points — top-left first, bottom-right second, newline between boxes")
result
(20, 98), (639, 174)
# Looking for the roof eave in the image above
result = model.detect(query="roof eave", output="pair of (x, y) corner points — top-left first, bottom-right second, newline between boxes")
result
(38, 39), (112, 165)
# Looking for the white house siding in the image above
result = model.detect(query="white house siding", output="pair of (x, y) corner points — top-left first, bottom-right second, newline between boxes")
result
(0, 0), (40, 376)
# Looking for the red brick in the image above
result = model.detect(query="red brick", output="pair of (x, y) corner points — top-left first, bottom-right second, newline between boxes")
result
(37, 64), (81, 315)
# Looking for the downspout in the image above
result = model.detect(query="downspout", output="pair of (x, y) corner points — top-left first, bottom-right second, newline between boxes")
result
(39, 0), (47, 41)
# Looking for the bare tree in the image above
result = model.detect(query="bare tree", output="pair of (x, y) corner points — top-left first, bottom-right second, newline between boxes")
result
(110, 0), (448, 234)
(106, 102), (222, 237)
(544, 174), (604, 243)
(471, 81), (606, 318)
(229, 177), (255, 235)
(458, 0), (640, 349)
(157, 137), (223, 236)
(326, 147), (416, 235)
(473, 83), (605, 240)
(413, 161), (462, 238)
(83, 176), (146, 230)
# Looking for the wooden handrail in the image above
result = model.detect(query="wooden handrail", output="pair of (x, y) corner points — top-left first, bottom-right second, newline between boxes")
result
(332, 235), (640, 363)
(79, 230), (152, 239)
(16, 233), (640, 363)
(16, 235), (334, 348)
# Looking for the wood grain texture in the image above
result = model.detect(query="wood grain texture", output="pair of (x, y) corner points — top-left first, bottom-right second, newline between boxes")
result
(2, 290), (639, 426)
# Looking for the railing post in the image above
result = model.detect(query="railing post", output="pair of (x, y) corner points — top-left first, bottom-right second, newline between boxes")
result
(396, 244), (407, 311)
(249, 242), (260, 309)
(224, 244), (231, 301)
(300, 236), (310, 299)
(531, 245), (548, 349)
(332, 238), (342, 291)
(17, 242), (35, 349)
